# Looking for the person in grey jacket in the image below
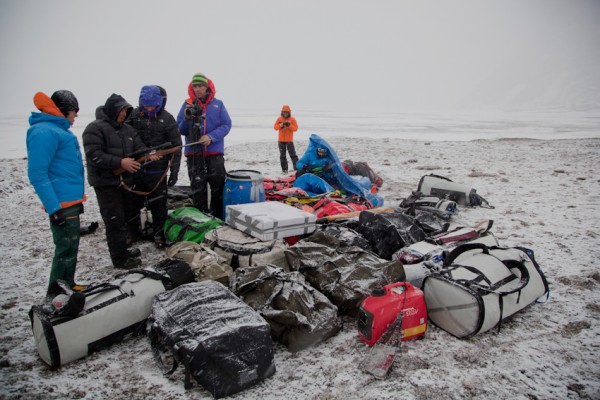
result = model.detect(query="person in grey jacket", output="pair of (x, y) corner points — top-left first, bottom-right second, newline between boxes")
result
(82, 93), (158, 269)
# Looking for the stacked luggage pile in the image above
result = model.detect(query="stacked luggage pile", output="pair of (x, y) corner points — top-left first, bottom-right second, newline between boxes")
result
(29, 135), (549, 397)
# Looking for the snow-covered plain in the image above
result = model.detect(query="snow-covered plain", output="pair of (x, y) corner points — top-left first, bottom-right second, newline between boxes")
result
(0, 110), (599, 399)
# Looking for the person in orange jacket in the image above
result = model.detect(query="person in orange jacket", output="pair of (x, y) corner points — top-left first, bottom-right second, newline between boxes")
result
(273, 105), (299, 173)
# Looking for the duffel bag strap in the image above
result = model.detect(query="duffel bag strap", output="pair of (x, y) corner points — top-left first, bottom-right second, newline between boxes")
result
(443, 243), (489, 267)
(516, 246), (550, 302)
(149, 326), (179, 376)
(427, 174), (453, 182)
(167, 216), (216, 243)
(450, 259), (530, 298)
(115, 268), (166, 282)
(80, 282), (121, 297)
(445, 264), (493, 288)
(492, 260), (530, 298)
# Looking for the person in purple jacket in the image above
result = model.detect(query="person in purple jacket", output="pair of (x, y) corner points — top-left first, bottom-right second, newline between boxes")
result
(26, 90), (86, 295)
(176, 72), (231, 219)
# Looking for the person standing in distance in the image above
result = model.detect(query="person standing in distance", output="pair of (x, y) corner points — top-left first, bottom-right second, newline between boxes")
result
(26, 90), (86, 295)
(176, 73), (231, 219)
(273, 105), (299, 173)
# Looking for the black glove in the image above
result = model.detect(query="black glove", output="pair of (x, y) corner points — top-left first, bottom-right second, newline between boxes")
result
(323, 164), (332, 172)
(49, 209), (67, 226)
(283, 122), (291, 127)
(168, 173), (178, 187)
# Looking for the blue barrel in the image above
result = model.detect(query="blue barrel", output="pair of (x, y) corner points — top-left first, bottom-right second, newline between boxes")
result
(223, 170), (265, 214)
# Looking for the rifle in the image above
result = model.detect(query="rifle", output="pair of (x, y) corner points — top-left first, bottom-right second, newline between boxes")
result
(126, 142), (173, 159)
(112, 140), (204, 176)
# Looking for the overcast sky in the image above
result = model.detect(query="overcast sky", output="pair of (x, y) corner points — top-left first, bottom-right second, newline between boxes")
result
(1, 0), (599, 118)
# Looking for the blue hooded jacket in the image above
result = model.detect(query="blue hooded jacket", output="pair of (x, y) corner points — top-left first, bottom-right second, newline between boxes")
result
(27, 112), (85, 215)
(296, 134), (384, 206)
(139, 85), (163, 119)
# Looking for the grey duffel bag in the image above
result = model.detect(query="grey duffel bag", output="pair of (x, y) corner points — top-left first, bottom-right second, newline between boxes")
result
(422, 243), (549, 339)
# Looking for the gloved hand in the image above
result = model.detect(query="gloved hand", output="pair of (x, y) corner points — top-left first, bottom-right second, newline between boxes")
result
(323, 164), (332, 172)
(283, 122), (291, 127)
(168, 173), (178, 187)
(49, 209), (67, 226)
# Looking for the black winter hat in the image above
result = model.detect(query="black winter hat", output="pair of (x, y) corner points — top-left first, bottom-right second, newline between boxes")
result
(51, 90), (79, 117)
(104, 93), (132, 121)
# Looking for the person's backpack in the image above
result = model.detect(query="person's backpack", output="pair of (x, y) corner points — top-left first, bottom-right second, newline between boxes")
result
(166, 241), (233, 285)
(422, 243), (549, 338)
(163, 206), (222, 243)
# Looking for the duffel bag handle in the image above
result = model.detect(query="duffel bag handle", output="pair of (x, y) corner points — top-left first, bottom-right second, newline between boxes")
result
(148, 325), (179, 376)
(489, 260), (531, 297)
(427, 173), (453, 182)
(80, 282), (121, 297)
(443, 243), (489, 267)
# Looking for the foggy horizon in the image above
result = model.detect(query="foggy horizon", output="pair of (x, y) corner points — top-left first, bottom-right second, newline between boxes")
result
(1, 0), (599, 119)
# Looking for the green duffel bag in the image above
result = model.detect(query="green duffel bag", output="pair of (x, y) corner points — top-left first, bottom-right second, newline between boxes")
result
(164, 207), (223, 244)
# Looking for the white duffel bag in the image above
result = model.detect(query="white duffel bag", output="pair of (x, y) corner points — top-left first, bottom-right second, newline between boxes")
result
(422, 243), (549, 339)
(29, 258), (194, 369)
(417, 174), (493, 208)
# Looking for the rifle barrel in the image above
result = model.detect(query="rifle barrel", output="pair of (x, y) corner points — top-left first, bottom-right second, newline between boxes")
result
(112, 140), (204, 176)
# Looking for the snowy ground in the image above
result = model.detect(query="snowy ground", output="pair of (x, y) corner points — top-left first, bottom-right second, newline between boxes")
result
(0, 113), (599, 399)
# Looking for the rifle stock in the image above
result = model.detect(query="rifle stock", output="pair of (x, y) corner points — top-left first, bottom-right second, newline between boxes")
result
(112, 140), (203, 176)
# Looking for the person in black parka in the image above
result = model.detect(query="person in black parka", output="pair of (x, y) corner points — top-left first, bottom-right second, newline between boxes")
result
(126, 85), (182, 247)
(83, 93), (158, 269)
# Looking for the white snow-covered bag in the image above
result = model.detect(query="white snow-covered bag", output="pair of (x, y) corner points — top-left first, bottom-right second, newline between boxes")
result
(422, 243), (549, 339)
(29, 259), (194, 369)
(401, 232), (499, 288)
(417, 174), (493, 208)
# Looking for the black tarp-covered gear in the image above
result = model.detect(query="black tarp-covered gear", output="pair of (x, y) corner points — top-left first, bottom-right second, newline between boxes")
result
(230, 264), (342, 352)
(148, 281), (276, 398)
(284, 231), (405, 316)
(315, 223), (373, 251)
(356, 211), (427, 260)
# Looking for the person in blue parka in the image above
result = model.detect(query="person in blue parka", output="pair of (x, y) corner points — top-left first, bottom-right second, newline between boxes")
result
(27, 90), (86, 296)
(176, 72), (231, 219)
(127, 85), (181, 247)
